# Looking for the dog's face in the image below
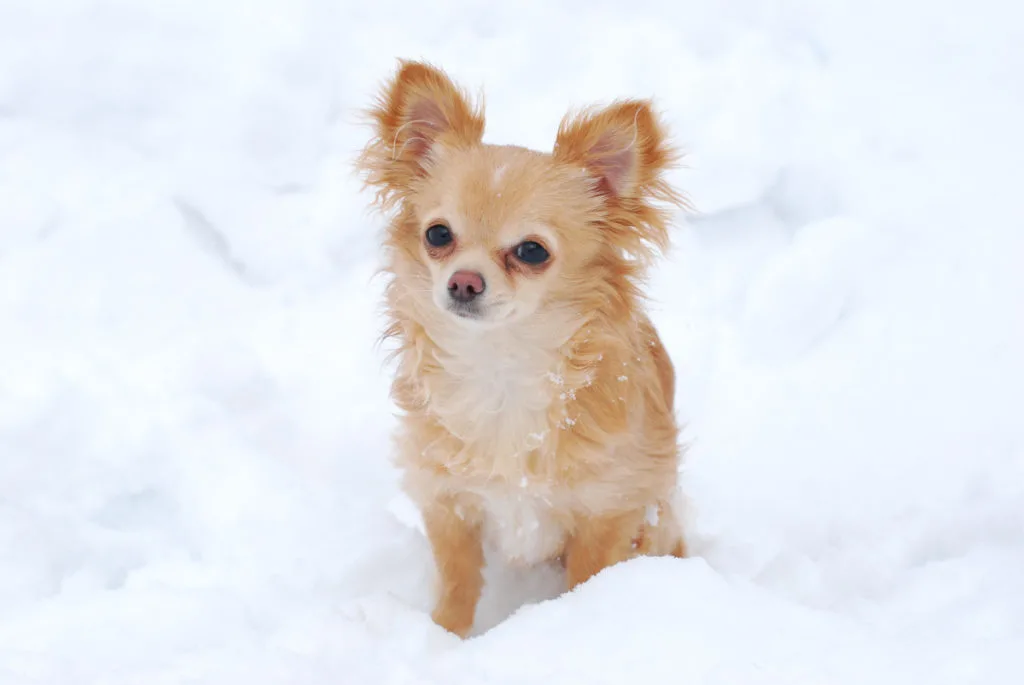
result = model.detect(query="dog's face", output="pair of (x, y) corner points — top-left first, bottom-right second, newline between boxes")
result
(406, 144), (605, 327)
(358, 61), (682, 331)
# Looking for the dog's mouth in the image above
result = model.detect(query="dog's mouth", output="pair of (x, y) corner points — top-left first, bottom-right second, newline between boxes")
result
(446, 300), (484, 320)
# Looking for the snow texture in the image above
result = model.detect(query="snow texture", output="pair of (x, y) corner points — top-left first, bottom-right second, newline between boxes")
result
(1, 0), (1023, 683)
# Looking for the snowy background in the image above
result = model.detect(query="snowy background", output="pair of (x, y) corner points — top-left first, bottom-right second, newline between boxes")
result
(1, 0), (1022, 682)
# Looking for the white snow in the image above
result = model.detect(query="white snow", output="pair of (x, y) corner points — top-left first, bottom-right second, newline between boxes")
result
(2, 0), (1023, 683)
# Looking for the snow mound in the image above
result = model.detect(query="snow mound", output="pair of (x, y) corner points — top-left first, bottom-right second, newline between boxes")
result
(1, 0), (1023, 683)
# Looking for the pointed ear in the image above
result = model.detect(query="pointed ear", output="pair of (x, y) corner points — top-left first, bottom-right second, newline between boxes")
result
(357, 60), (485, 208)
(553, 100), (686, 258)
(553, 99), (679, 201)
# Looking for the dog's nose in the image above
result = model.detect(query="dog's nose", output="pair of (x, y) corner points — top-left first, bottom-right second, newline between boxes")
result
(447, 270), (485, 303)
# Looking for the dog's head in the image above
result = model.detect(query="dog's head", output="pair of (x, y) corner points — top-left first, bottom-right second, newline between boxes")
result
(358, 60), (685, 330)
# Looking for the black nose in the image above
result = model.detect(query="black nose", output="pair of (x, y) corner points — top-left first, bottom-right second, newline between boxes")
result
(447, 270), (485, 303)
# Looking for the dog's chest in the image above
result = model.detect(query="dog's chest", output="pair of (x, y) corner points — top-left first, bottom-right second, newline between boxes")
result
(478, 486), (566, 564)
(427, 331), (558, 459)
(422, 328), (573, 563)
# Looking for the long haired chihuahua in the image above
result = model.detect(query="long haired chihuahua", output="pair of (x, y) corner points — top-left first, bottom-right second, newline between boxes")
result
(358, 60), (688, 637)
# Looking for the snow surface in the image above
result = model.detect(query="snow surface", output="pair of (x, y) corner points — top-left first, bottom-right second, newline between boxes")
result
(2, 0), (1023, 683)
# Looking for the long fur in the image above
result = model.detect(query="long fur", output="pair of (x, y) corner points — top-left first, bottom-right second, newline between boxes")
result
(356, 60), (690, 638)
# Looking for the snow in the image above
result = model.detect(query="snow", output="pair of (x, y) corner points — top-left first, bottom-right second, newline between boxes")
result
(1, 0), (1023, 683)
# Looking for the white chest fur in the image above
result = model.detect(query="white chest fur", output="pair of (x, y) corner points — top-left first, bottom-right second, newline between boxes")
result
(420, 320), (575, 564)
(425, 322), (561, 461)
(479, 487), (566, 565)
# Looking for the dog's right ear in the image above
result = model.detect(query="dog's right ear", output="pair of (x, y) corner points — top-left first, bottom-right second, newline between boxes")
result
(357, 60), (484, 209)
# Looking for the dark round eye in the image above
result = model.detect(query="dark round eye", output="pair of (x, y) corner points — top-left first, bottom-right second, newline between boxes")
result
(425, 224), (453, 247)
(514, 241), (550, 265)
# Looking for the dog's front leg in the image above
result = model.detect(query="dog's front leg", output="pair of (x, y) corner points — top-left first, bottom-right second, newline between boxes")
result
(564, 509), (643, 590)
(422, 497), (483, 637)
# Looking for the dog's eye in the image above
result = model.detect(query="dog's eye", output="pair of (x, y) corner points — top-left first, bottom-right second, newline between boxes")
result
(514, 241), (550, 265)
(425, 224), (453, 247)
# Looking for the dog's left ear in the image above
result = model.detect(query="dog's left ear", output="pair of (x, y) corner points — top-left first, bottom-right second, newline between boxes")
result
(553, 100), (686, 257)
(358, 60), (485, 209)
(553, 100), (679, 201)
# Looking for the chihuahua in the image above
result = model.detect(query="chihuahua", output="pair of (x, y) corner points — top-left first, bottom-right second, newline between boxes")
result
(358, 60), (688, 637)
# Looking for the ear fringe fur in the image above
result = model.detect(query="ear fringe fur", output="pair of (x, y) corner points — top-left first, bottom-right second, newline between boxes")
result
(555, 100), (690, 266)
(355, 59), (485, 216)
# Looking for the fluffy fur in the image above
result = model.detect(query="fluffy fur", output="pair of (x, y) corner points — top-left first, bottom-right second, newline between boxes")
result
(357, 60), (689, 637)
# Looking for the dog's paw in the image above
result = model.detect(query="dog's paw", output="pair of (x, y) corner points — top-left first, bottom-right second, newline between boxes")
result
(431, 603), (474, 639)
